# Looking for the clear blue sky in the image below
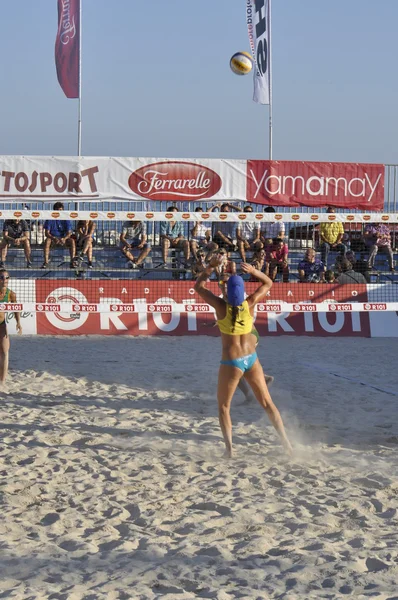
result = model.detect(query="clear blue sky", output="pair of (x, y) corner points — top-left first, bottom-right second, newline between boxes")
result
(0, 0), (397, 163)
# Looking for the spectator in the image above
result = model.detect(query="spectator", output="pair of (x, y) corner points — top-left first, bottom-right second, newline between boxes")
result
(42, 202), (76, 269)
(298, 248), (325, 282)
(75, 220), (96, 269)
(236, 205), (262, 262)
(191, 248), (208, 280)
(345, 250), (371, 282)
(0, 218), (32, 268)
(363, 222), (395, 272)
(336, 257), (367, 284)
(324, 269), (336, 283)
(250, 247), (266, 273)
(190, 207), (218, 261)
(319, 206), (346, 267)
(260, 206), (285, 246)
(159, 206), (190, 268)
(120, 220), (151, 269)
(212, 202), (240, 251)
(266, 238), (289, 282)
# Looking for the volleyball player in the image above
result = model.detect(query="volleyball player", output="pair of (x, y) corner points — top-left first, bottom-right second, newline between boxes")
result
(194, 255), (292, 458)
(0, 269), (22, 383)
(217, 267), (274, 403)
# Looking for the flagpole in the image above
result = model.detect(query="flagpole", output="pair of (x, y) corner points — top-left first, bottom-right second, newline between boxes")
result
(77, 0), (82, 156)
(268, 0), (273, 159)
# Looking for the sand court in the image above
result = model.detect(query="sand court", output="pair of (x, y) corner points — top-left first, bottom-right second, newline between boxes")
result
(0, 335), (397, 599)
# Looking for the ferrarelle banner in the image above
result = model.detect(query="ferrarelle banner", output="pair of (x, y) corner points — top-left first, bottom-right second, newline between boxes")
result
(0, 156), (385, 210)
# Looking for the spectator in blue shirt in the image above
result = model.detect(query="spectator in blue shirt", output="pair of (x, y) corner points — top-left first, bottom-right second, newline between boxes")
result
(42, 202), (76, 268)
(298, 248), (325, 282)
(159, 206), (190, 268)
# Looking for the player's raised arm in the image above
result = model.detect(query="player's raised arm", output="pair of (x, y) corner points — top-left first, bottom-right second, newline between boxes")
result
(240, 263), (273, 308)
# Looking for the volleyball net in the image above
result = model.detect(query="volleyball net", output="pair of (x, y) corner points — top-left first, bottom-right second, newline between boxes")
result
(1, 210), (397, 323)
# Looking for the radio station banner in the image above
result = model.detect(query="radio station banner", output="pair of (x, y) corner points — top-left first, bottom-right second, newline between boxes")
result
(0, 156), (385, 210)
(34, 280), (372, 337)
(5, 280), (398, 337)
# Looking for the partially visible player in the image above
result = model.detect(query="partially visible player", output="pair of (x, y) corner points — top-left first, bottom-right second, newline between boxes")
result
(0, 269), (22, 383)
(195, 255), (292, 458)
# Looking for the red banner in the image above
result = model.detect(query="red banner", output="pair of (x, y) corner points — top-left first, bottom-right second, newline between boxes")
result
(247, 160), (384, 210)
(35, 281), (370, 337)
(55, 0), (80, 99)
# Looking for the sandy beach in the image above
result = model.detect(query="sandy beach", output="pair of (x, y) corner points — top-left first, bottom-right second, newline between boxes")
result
(0, 335), (397, 599)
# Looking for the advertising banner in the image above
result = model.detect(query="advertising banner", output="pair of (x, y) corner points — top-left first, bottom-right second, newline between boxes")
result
(7, 280), (37, 335)
(247, 160), (385, 210)
(55, 0), (80, 99)
(246, 0), (270, 105)
(0, 156), (246, 203)
(0, 156), (385, 210)
(35, 281), (371, 337)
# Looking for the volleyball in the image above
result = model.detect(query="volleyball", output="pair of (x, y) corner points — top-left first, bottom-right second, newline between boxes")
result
(230, 51), (253, 76)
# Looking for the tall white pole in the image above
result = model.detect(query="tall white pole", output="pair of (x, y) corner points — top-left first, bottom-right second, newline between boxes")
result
(268, 0), (273, 159)
(77, 0), (82, 156)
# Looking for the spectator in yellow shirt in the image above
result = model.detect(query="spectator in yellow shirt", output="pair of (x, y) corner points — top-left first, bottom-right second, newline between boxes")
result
(319, 206), (347, 267)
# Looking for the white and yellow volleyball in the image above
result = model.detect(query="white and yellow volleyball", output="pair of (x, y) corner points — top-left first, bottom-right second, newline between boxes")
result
(230, 51), (253, 76)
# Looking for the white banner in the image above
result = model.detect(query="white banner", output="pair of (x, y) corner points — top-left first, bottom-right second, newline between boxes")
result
(0, 210), (397, 224)
(0, 156), (247, 203)
(246, 0), (270, 105)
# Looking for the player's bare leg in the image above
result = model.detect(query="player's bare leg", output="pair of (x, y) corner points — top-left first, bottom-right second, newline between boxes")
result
(244, 361), (293, 456)
(217, 364), (241, 458)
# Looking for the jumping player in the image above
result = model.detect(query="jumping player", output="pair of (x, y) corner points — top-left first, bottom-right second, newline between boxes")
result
(0, 269), (22, 383)
(194, 256), (292, 458)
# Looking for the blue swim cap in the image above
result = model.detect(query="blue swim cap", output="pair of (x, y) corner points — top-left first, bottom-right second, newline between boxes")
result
(227, 275), (245, 307)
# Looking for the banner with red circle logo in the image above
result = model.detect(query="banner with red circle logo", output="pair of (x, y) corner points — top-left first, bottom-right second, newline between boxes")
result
(0, 156), (384, 210)
(35, 280), (372, 337)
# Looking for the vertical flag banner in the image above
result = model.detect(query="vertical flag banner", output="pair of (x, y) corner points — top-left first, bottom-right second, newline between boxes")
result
(246, 0), (270, 105)
(55, 0), (80, 98)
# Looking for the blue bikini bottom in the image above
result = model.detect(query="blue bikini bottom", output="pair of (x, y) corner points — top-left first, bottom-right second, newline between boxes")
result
(220, 352), (257, 373)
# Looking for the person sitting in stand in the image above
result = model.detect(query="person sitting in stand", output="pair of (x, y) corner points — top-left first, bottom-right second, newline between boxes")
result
(260, 206), (285, 247)
(75, 220), (96, 269)
(250, 247), (266, 276)
(345, 250), (371, 282)
(298, 248), (325, 282)
(319, 206), (346, 268)
(212, 202), (240, 253)
(236, 205), (263, 263)
(324, 269), (336, 283)
(190, 207), (218, 261)
(42, 202), (76, 269)
(265, 238), (289, 282)
(336, 257), (367, 284)
(0, 218), (32, 268)
(191, 248), (208, 280)
(159, 206), (190, 268)
(363, 222), (395, 272)
(120, 220), (151, 269)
